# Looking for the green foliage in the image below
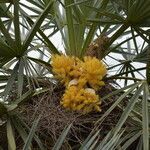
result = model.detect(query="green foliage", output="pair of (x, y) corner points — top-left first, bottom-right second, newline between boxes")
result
(52, 124), (72, 150)
(0, 0), (150, 149)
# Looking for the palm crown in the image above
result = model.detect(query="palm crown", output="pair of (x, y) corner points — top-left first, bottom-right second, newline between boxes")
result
(0, 0), (149, 149)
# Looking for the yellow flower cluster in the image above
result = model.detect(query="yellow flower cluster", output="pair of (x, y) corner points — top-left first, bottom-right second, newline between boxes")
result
(51, 54), (107, 113)
(61, 86), (101, 113)
(51, 55), (75, 86)
(80, 56), (107, 90)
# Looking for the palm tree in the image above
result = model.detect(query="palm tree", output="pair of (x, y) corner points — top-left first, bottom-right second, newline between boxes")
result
(0, 0), (149, 149)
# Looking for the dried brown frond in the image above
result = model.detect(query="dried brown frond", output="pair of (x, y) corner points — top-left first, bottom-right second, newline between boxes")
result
(18, 80), (122, 149)
(86, 35), (109, 59)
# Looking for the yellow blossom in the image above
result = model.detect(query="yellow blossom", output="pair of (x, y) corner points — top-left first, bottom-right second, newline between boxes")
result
(69, 58), (83, 78)
(61, 86), (101, 113)
(81, 56), (107, 90)
(51, 54), (107, 113)
(51, 54), (75, 86)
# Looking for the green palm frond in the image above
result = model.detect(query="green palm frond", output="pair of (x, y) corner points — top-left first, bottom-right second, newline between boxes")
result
(0, 0), (150, 149)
